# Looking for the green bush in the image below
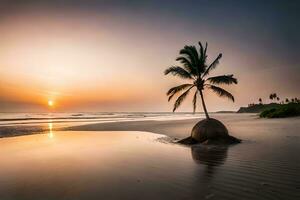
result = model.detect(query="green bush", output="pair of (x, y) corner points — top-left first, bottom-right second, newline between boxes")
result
(260, 108), (276, 118)
(260, 103), (300, 118)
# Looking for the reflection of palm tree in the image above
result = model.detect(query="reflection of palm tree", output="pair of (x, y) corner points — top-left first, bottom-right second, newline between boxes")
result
(164, 42), (237, 119)
(189, 145), (229, 198)
(191, 145), (228, 176)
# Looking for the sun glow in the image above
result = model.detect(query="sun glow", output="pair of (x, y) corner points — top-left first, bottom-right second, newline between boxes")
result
(48, 100), (54, 107)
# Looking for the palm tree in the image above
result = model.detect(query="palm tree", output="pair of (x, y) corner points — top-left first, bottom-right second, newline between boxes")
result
(269, 94), (273, 101)
(286, 98), (289, 103)
(164, 42), (237, 119)
(269, 93), (277, 102)
(259, 98), (262, 104)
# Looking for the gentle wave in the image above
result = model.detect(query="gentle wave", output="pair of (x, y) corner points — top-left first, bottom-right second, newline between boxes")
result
(0, 112), (204, 126)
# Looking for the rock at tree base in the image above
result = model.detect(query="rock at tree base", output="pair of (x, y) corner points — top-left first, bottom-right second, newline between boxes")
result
(177, 136), (198, 145)
(178, 135), (241, 145)
(178, 118), (241, 145)
(192, 118), (228, 142)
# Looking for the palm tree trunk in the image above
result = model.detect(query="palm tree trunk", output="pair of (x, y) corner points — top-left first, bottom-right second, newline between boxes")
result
(199, 89), (210, 119)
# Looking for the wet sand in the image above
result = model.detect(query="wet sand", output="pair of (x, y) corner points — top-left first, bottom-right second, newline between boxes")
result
(0, 114), (299, 199)
(65, 113), (298, 140)
(64, 113), (250, 138)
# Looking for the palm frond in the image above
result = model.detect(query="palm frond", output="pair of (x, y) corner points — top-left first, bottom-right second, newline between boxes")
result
(206, 74), (237, 85)
(173, 86), (194, 112)
(175, 56), (197, 75)
(198, 42), (208, 74)
(192, 90), (198, 113)
(207, 84), (234, 102)
(199, 42), (204, 60)
(202, 53), (222, 77)
(189, 46), (199, 63)
(198, 42), (207, 61)
(179, 46), (199, 72)
(167, 84), (193, 102)
(164, 66), (193, 79)
(203, 42), (207, 57)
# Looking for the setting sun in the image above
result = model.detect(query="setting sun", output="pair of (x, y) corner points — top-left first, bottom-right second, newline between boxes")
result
(48, 100), (54, 107)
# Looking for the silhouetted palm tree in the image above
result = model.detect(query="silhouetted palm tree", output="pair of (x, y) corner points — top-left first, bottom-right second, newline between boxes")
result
(270, 94), (274, 101)
(164, 42), (237, 119)
(269, 93), (277, 102)
(259, 98), (262, 104)
(291, 98), (295, 103)
(286, 98), (289, 103)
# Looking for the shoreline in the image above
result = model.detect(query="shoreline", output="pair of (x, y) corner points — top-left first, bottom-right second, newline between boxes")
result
(1, 113), (299, 140)
(0, 118), (202, 139)
(64, 113), (259, 140)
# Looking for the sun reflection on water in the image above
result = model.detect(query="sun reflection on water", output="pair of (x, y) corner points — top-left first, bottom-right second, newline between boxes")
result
(48, 121), (54, 138)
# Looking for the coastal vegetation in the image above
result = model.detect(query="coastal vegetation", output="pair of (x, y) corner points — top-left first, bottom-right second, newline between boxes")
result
(237, 103), (281, 113)
(260, 103), (300, 118)
(238, 94), (300, 118)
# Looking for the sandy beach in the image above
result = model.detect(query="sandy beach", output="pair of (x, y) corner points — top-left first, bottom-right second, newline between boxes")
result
(0, 113), (299, 199)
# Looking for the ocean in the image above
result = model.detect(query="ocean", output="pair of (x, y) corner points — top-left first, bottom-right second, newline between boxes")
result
(0, 112), (204, 127)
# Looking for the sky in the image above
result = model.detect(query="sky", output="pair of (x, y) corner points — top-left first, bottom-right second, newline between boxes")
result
(0, 0), (299, 112)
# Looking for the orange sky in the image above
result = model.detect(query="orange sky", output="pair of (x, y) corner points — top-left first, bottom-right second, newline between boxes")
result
(0, 3), (299, 112)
